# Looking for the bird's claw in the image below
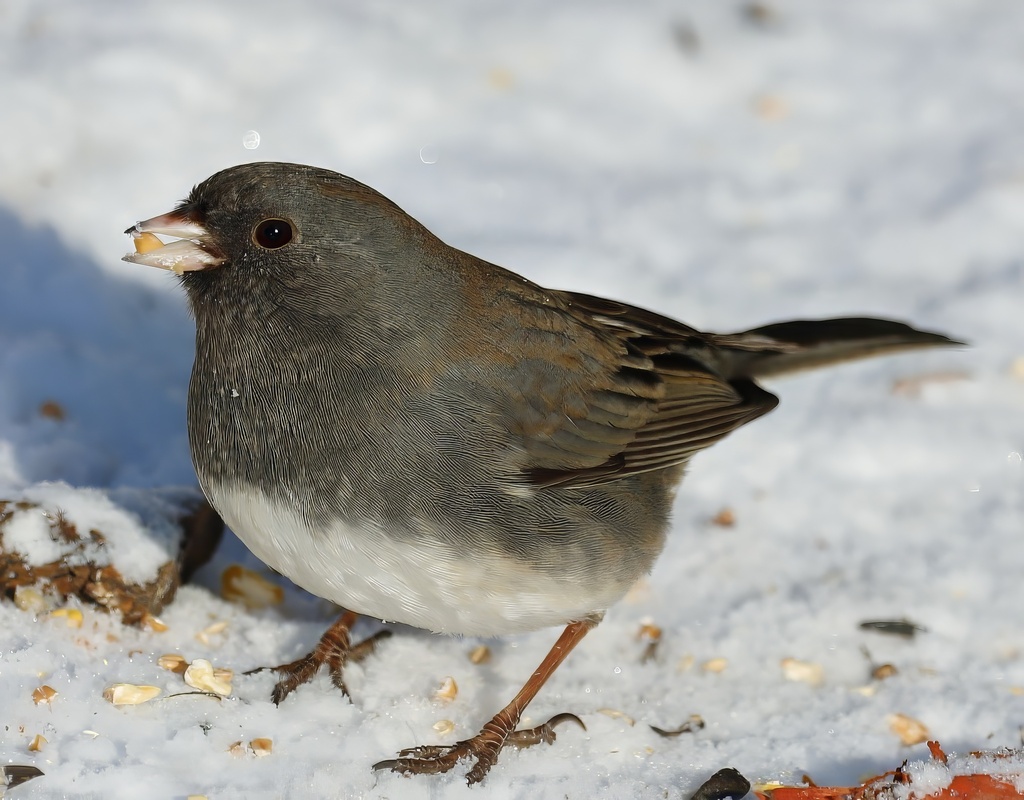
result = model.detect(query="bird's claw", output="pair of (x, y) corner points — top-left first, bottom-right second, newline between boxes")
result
(373, 739), (501, 785)
(245, 620), (392, 704)
(373, 712), (583, 784)
(507, 711), (586, 749)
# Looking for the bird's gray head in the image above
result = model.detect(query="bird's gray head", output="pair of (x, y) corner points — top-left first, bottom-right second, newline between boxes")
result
(123, 162), (432, 315)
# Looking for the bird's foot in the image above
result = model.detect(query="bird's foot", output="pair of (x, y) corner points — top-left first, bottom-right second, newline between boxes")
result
(374, 712), (584, 785)
(244, 611), (391, 704)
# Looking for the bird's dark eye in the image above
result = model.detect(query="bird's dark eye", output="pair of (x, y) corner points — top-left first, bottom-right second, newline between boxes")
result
(252, 219), (294, 249)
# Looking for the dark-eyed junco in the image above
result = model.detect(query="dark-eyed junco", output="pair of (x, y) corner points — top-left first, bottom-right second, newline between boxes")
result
(124, 162), (959, 784)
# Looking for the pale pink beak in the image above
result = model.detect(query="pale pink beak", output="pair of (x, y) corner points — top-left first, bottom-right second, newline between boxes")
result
(122, 211), (224, 274)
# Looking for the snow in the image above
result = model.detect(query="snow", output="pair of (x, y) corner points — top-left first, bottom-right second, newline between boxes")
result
(2, 508), (55, 567)
(4, 483), (192, 583)
(1, 1), (1022, 798)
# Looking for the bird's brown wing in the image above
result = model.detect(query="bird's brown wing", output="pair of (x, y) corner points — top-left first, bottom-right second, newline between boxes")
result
(517, 291), (779, 489)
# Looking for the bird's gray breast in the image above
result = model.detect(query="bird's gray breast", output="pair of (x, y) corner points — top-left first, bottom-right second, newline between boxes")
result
(185, 304), (671, 630)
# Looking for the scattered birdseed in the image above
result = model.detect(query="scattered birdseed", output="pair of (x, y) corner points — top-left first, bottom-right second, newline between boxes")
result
(184, 659), (232, 696)
(435, 676), (458, 702)
(27, 734), (46, 752)
(32, 685), (57, 706)
(432, 720), (455, 736)
(780, 657), (824, 686)
(13, 585), (47, 613)
(220, 564), (284, 610)
(468, 644), (491, 664)
(702, 657), (728, 674)
(195, 620), (229, 645)
(597, 708), (636, 726)
(142, 614), (168, 632)
(157, 654), (189, 675)
(637, 619), (662, 663)
(103, 683), (161, 705)
(50, 608), (83, 628)
(711, 508), (736, 527)
(250, 738), (273, 757)
(637, 620), (662, 643)
(888, 712), (930, 746)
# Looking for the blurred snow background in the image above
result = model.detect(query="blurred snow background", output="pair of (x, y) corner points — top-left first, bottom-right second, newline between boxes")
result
(0, 1), (1022, 798)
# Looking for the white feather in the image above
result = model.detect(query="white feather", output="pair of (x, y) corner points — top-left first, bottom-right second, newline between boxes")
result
(209, 483), (621, 635)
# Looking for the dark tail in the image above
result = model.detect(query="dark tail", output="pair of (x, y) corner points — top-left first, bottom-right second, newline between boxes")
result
(713, 318), (964, 380)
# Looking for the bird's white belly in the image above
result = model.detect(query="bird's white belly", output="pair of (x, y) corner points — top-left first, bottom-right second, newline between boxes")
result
(208, 483), (620, 636)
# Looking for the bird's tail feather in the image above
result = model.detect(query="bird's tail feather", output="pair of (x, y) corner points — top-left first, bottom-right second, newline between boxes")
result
(713, 318), (964, 380)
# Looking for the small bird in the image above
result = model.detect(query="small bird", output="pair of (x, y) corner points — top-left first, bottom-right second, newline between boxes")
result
(124, 162), (958, 784)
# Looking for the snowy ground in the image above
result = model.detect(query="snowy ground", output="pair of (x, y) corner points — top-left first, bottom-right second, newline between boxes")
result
(1, 1), (1023, 798)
